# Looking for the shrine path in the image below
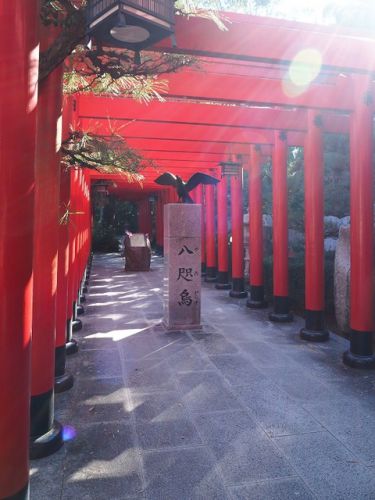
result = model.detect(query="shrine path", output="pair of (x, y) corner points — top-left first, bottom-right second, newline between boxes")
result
(30, 253), (375, 499)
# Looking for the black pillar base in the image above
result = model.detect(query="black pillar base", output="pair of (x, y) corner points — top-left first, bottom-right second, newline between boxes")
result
(55, 373), (74, 393)
(77, 304), (84, 315)
(30, 389), (63, 459)
(229, 278), (247, 298)
(247, 285), (267, 309)
(54, 345), (74, 392)
(72, 319), (82, 332)
(205, 266), (217, 283)
(215, 271), (231, 290)
(66, 338), (79, 355)
(30, 420), (63, 460)
(3, 482), (29, 500)
(269, 295), (293, 322)
(201, 263), (206, 277)
(343, 330), (375, 369)
(300, 309), (329, 342)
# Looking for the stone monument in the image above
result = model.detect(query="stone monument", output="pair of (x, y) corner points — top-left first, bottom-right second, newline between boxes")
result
(163, 204), (201, 330)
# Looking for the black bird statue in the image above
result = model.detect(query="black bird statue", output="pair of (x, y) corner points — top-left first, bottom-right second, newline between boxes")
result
(154, 172), (219, 203)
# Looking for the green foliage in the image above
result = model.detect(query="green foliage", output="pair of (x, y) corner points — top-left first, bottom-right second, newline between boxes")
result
(264, 251), (336, 313)
(62, 130), (154, 175)
(261, 135), (350, 231)
(92, 195), (138, 253)
(261, 133), (350, 313)
(64, 46), (195, 99)
(92, 225), (119, 253)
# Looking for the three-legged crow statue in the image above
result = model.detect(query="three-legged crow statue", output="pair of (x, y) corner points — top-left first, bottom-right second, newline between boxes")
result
(154, 172), (219, 203)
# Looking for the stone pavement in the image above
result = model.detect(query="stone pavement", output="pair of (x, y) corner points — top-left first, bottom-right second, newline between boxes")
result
(30, 253), (375, 499)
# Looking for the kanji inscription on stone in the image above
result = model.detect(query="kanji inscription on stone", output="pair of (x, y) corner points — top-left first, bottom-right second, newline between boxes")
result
(163, 204), (201, 330)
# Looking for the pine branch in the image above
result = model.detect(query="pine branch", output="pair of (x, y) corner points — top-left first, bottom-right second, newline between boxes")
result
(62, 130), (155, 176)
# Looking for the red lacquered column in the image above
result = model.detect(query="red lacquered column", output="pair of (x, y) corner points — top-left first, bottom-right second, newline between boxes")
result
(77, 170), (88, 312)
(79, 175), (89, 297)
(216, 176), (231, 290)
(63, 101), (80, 351)
(190, 188), (198, 203)
(195, 185), (206, 275)
(300, 110), (329, 341)
(343, 76), (375, 368)
(0, 1), (39, 497)
(247, 145), (267, 308)
(229, 169), (247, 298)
(76, 170), (86, 308)
(138, 198), (152, 235)
(205, 184), (217, 282)
(68, 168), (82, 341)
(270, 132), (293, 322)
(55, 163), (74, 392)
(30, 28), (64, 459)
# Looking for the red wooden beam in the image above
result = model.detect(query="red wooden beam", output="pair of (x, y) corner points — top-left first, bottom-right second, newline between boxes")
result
(155, 14), (375, 74)
(164, 69), (354, 112)
(80, 117), (305, 146)
(77, 95), (349, 132)
(125, 138), (272, 156)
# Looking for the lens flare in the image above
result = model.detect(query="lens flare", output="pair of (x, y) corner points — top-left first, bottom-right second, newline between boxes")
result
(282, 48), (322, 97)
(289, 49), (322, 87)
(62, 425), (77, 442)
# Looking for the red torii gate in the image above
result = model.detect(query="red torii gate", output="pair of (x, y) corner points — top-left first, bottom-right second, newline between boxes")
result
(1, 7), (375, 499)
(74, 59), (363, 331)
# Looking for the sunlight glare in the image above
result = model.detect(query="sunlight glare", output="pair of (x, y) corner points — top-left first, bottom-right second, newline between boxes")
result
(283, 48), (322, 97)
(85, 327), (148, 341)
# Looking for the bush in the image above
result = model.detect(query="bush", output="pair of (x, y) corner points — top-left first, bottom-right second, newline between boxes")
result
(264, 251), (335, 314)
(92, 225), (119, 253)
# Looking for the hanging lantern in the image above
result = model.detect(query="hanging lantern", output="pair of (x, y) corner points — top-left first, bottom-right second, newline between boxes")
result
(87, 0), (175, 51)
(220, 160), (242, 177)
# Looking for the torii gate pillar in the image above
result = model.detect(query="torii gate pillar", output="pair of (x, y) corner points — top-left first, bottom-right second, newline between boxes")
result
(205, 184), (217, 282)
(300, 111), (329, 342)
(230, 170), (247, 298)
(344, 76), (375, 368)
(216, 176), (231, 289)
(0, 2), (39, 498)
(270, 132), (293, 322)
(247, 146), (267, 308)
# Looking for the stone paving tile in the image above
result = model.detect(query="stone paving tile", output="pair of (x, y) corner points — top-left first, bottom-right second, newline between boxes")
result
(30, 447), (66, 500)
(129, 390), (187, 422)
(142, 447), (229, 499)
(190, 332), (239, 355)
(208, 353), (267, 387)
(119, 328), (191, 361)
(234, 380), (323, 437)
(77, 334), (119, 351)
(62, 422), (143, 499)
(303, 397), (375, 465)
(257, 364), (335, 403)
(123, 358), (177, 393)
(70, 348), (122, 379)
(274, 431), (375, 499)
(228, 477), (315, 500)
(236, 339), (300, 368)
(31, 253), (375, 499)
(177, 370), (243, 414)
(166, 343), (215, 373)
(194, 411), (295, 484)
(136, 418), (202, 450)
(61, 377), (132, 424)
